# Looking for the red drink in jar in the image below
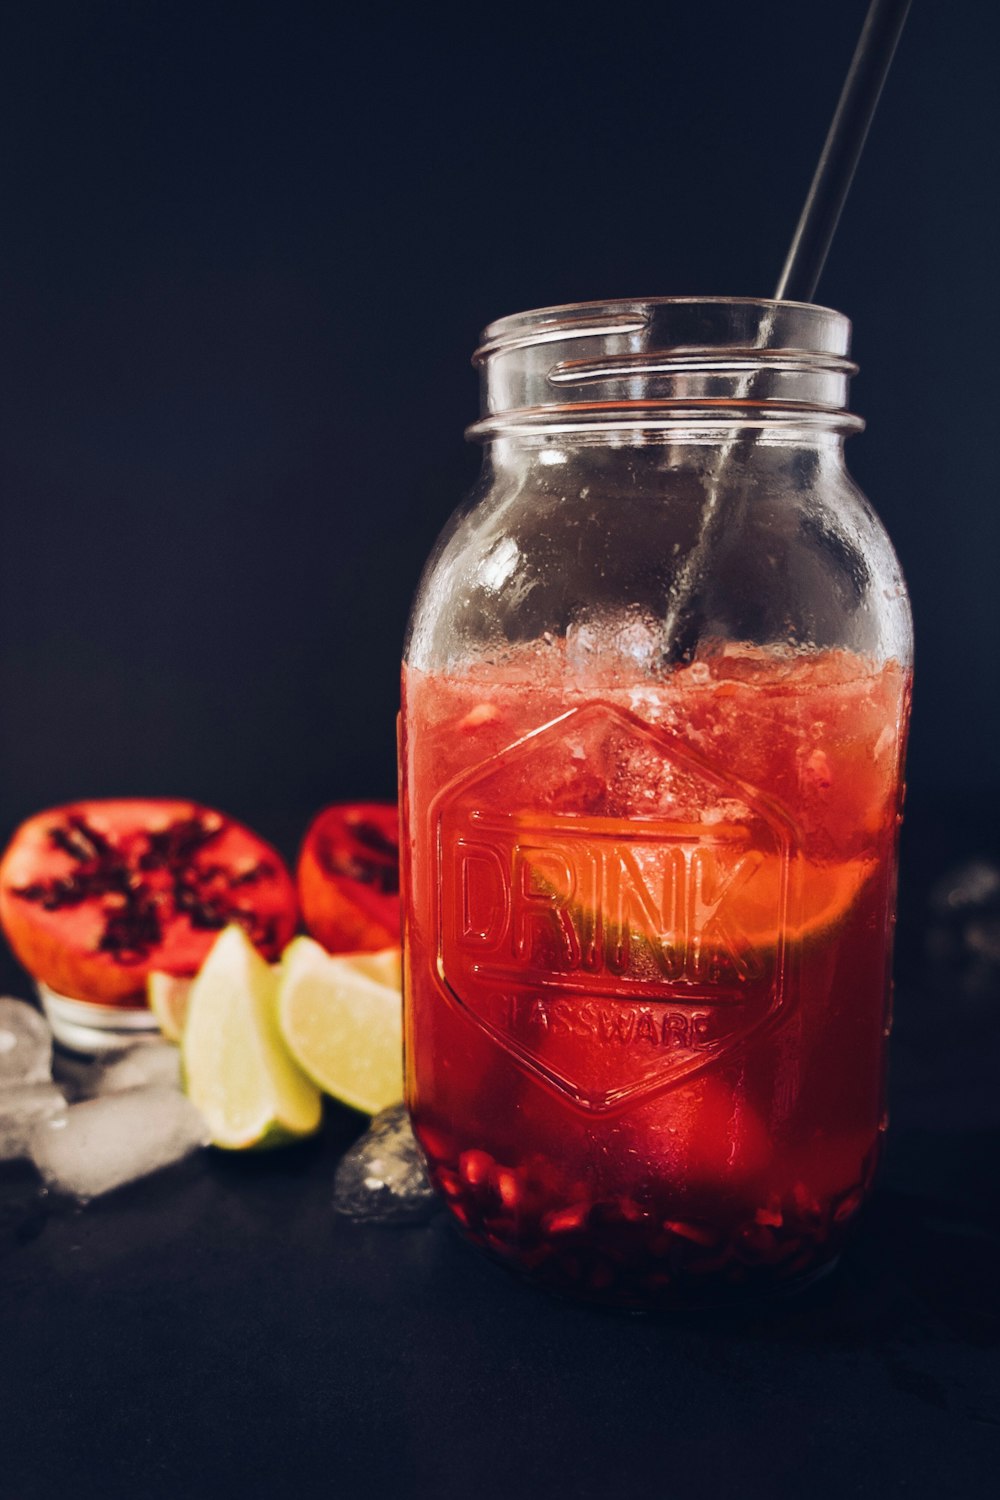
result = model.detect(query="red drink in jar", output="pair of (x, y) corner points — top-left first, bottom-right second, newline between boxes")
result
(401, 299), (912, 1305)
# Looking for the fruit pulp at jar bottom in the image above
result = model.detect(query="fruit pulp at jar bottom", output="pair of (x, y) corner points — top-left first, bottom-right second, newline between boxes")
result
(401, 644), (910, 1305)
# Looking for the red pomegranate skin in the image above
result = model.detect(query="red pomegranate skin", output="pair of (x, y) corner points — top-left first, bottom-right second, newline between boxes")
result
(0, 799), (298, 1006)
(297, 801), (400, 954)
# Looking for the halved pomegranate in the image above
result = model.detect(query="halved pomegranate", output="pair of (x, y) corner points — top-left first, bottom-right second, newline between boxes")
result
(297, 801), (400, 953)
(0, 799), (298, 1006)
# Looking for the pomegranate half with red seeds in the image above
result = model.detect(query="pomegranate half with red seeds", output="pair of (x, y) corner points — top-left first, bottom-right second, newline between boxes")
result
(0, 799), (298, 1006)
(297, 801), (400, 953)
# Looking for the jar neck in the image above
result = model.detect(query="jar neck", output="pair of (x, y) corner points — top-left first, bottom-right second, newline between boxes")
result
(469, 297), (863, 444)
(483, 429), (849, 485)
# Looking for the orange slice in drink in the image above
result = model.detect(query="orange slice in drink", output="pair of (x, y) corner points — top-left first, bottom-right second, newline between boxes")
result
(518, 844), (874, 973)
(728, 853), (874, 951)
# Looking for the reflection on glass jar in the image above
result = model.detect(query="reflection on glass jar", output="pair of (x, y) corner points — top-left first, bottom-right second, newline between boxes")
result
(401, 298), (912, 1307)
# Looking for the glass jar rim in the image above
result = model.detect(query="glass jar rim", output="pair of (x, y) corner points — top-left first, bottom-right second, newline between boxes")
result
(473, 296), (852, 363)
(469, 296), (861, 439)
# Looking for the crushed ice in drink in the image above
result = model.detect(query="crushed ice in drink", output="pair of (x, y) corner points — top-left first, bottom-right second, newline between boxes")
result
(0, 998), (53, 1087)
(333, 1103), (437, 1224)
(0, 1084), (66, 1160)
(30, 1086), (209, 1201)
(566, 609), (663, 676)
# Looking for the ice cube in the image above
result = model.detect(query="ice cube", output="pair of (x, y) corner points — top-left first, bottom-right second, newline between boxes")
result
(929, 860), (1000, 916)
(0, 998), (53, 1087)
(85, 1042), (183, 1096)
(30, 1086), (209, 1201)
(52, 1040), (183, 1101)
(0, 1084), (67, 1160)
(966, 916), (1000, 965)
(50, 1049), (101, 1102)
(333, 1103), (437, 1224)
(566, 609), (663, 678)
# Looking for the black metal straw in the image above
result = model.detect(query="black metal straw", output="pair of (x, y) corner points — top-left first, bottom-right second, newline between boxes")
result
(775, 0), (912, 303)
(664, 0), (913, 663)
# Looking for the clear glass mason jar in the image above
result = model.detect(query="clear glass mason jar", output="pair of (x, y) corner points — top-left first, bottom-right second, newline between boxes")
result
(400, 297), (913, 1307)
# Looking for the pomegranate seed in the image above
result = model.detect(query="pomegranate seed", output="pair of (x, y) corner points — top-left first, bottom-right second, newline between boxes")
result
(542, 1203), (589, 1236)
(523, 1154), (564, 1193)
(792, 1181), (822, 1217)
(663, 1219), (720, 1248)
(754, 1206), (784, 1229)
(492, 1167), (520, 1210)
(590, 1195), (648, 1226)
(620, 1197), (649, 1223)
(736, 1224), (777, 1261)
(459, 1150), (494, 1188)
(833, 1187), (864, 1223)
(436, 1169), (462, 1199)
(482, 1228), (518, 1255)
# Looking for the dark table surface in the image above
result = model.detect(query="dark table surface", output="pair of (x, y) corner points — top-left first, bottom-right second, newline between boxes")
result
(2, 799), (999, 1500)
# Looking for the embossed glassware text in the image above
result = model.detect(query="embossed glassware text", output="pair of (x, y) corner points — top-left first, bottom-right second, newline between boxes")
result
(400, 299), (912, 1306)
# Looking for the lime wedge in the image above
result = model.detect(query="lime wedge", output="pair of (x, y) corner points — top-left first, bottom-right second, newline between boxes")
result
(277, 935), (403, 1116)
(182, 926), (322, 1149)
(344, 946), (402, 989)
(147, 971), (193, 1043)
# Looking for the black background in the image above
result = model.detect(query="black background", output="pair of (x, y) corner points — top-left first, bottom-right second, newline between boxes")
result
(2, 7), (1000, 1497)
(0, 0), (997, 864)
